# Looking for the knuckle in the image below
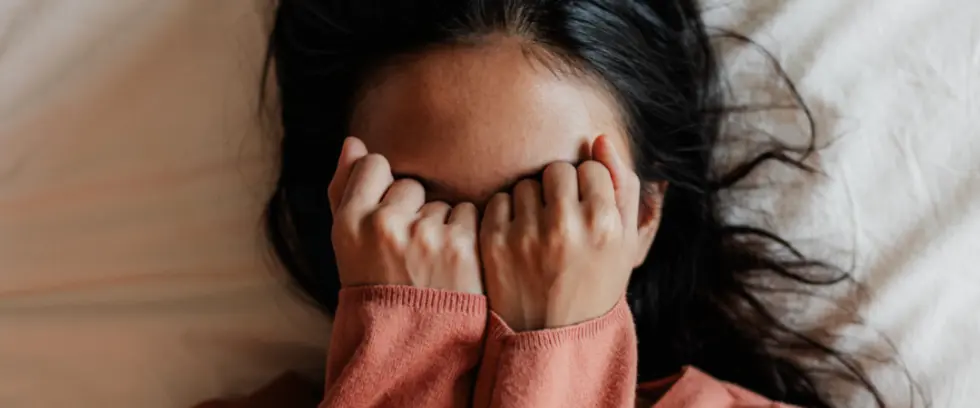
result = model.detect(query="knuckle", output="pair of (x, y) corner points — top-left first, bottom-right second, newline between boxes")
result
(409, 216), (427, 237)
(361, 153), (391, 173)
(412, 223), (441, 251)
(434, 201), (453, 212)
(369, 207), (399, 233)
(485, 193), (511, 218)
(478, 221), (497, 238)
(450, 249), (478, 271)
(451, 226), (476, 244)
(489, 192), (510, 206)
(543, 161), (575, 179)
(490, 234), (509, 256)
(405, 179), (426, 195)
(544, 224), (568, 253)
(579, 160), (608, 175)
(515, 179), (541, 194)
(481, 235), (506, 261)
(454, 202), (477, 215)
(585, 200), (614, 219)
(389, 178), (415, 191)
(480, 224), (506, 249)
(586, 206), (619, 244)
(447, 223), (474, 242)
(449, 235), (475, 260)
(548, 198), (572, 216)
(423, 201), (451, 215)
(422, 230), (442, 252)
(580, 161), (613, 184)
(516, 231), (538, 255)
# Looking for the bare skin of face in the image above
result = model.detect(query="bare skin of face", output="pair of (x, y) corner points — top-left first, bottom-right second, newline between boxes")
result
(350, 36), (634, 207)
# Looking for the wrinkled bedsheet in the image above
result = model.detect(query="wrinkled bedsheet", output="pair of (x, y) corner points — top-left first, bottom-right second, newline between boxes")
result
(1, 1), (977, 406)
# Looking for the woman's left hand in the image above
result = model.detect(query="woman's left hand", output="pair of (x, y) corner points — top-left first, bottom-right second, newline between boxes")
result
(480, 136), (643, 331)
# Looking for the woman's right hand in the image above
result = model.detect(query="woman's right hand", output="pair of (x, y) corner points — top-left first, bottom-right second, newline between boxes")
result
(328, 137), (483, 295)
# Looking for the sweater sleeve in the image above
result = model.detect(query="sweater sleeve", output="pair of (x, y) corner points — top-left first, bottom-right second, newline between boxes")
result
(321, 286), (487, 408)
(468, 299), (795, 408)
(472, 298), (638, 408)
(641, 367), (798, 408)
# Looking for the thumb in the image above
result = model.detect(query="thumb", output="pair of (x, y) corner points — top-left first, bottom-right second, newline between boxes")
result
(591, 135), (640, 231)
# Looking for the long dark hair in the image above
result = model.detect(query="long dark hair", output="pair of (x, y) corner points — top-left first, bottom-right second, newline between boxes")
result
(263, 0), (888, 406)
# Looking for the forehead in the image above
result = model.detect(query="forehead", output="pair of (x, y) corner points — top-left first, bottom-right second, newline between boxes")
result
(350, 38), (629, 203)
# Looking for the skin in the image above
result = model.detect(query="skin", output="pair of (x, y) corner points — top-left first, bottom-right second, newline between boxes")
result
(351, 37), (631, 205)
(334, 37), (663, 331)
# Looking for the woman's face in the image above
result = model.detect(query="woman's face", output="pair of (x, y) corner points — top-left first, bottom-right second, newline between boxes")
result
(350, 37), (633, 206)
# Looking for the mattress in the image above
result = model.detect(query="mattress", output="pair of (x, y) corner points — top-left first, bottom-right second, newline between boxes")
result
(1, 0), (977, 406)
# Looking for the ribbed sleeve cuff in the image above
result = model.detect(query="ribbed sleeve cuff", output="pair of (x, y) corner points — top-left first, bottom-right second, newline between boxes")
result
(338, 285), (487, 315)
(488, 298), (632, 351)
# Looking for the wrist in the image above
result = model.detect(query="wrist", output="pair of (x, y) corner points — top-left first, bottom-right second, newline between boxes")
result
(487, 298), (635, 352)
(545, 298), (620, 329)
(497, 307), (546, 332)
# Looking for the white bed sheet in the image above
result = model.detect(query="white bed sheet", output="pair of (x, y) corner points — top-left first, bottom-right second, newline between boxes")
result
(0, 2), (329, 407)
(0, 0), (977, 407)
(703, 1), (980, 406)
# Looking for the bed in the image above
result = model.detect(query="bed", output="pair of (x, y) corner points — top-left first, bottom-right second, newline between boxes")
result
(0, 0), (977, 406)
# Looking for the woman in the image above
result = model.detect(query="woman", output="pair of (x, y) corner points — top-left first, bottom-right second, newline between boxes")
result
(199, 0), (888, 406)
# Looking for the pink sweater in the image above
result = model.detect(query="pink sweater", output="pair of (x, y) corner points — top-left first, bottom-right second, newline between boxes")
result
(197, 286), (794, 407)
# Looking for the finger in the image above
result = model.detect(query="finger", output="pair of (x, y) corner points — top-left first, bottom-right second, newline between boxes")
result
(340, 153), (394, 214)
(577, 161), (615, 205)
(481, 193), (511, 261)
(381, 179), (426, 213)
(513, 179), (542, 223)
(591, 135), (641, 230)
(418, 201), (452, 224)
(328, 137), (369, 214)
(481, 193), (512, 235)
(448, 202), (478, 229)
(542, 162), (578, 206)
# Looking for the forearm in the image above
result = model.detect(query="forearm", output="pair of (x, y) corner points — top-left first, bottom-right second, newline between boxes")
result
(324, 286), (486, 408)
(473, 298), (637, 407)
